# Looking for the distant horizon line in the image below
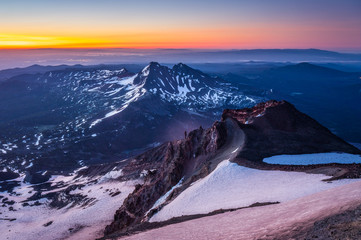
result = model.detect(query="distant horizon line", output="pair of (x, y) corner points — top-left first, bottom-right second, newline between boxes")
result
(2, 60), (361, 71)
(1, 47), (361, 54)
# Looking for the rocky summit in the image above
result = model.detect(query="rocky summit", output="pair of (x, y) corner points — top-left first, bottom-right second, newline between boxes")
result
(103, 100), (361, 237)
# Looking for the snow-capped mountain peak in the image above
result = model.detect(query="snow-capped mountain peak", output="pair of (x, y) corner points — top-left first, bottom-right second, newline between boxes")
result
(133, 62), (258, 109)
(0, 62), (264, 176)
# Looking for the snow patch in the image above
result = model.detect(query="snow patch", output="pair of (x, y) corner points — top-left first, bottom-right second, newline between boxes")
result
(147, 177), (184, 215)
(142, 65), (150, 76)
(150, 160), (359, 222)
(263, 152), (361, 165)
(98, 169), (123, 183)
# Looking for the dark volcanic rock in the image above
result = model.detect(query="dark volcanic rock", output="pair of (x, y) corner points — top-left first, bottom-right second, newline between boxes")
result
(292, 204), (361, 240)
(223, 100), (360, 162)
(0, 170), (19, 181)
(104, 121), (227, 235)
(24, 172), (51, 184)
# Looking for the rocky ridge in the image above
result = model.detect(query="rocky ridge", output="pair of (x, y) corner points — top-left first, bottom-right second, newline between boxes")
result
(103, 100), (361, 237)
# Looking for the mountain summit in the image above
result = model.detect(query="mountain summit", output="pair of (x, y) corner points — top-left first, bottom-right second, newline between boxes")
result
(104, 100), (361, 235)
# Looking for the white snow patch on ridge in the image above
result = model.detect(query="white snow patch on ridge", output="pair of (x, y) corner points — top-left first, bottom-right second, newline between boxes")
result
(104, 105), (128, 118)
(142, 65), (150, 76)
(89, 80), (146, 128)
(263, 152), (361, 165)
(146, 177), (184, 216)
(118, 74), (138, 85)
(98, 169), (123, 183)
(150, 160), (359, 222)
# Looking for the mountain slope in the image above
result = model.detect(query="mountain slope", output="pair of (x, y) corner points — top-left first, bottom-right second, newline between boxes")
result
(119, 180), (361, 240)
(0, 62), (265, 179)
(103, 100), (361, 237)
(1, 100), (360, 240)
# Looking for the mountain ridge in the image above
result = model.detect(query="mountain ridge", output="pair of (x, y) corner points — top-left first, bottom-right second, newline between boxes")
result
(103, 100), (361, 236)
(0, 62), (265, 177)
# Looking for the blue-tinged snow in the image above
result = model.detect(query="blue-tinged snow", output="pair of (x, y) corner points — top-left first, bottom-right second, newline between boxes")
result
(263, 153), (361, 165)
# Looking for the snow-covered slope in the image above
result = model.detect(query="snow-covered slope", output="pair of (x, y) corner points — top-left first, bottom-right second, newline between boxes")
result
(121, 180), (361, 240)
(0, 168), (140, 240)
(1, 100), (360, 239)
(133, 62), (257, 109)
(150, 160), (358, 222)
(104, 100), (361, 236)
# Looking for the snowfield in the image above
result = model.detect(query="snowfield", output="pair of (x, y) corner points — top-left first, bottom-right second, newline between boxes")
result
(150, 160), (358, 222)
(0, 174), (138, 240)
(263, 152), (361, 165)
(122, 180), (361, 240)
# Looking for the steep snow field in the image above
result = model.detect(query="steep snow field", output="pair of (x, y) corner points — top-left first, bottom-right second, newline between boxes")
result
(0, 174), (138, 240)
(122, 180), (361, 240)
(150, 160), (358, 222)
(263, 152), (361, 165)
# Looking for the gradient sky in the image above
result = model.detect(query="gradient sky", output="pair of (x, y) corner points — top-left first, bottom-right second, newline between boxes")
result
(0, 0), (361, 50)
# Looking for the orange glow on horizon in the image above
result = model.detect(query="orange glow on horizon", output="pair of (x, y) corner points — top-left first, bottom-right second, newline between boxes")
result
(0, 28), (304, 50)
(0, 34), (115, 49)
(0, 35), (248, 49)
(1, 23), (359, 50)
(1, 1), (360, 51)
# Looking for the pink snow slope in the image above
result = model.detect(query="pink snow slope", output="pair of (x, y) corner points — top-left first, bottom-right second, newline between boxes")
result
(120, 180), (361, 240)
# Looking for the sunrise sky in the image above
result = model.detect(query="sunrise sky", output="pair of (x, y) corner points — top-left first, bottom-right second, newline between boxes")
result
(1, 0), (361, 50)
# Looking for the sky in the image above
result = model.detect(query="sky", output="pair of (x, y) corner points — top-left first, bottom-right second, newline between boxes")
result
(0, 0), (361, 50)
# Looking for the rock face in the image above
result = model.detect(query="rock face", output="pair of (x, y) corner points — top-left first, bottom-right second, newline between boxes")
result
(23, 171), (51, 184)
(103, 100), (361, 236)
(0, 170), (19, 181)
(104, 121), (227, 235)
(291, 204), (361, 240)
(223, 100), (360, 162)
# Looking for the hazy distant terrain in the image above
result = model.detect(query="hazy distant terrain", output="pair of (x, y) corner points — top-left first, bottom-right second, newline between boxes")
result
(1, 48), (361, 70)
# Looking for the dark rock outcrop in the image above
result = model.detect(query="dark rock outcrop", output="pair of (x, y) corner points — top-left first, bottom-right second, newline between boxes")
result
(290, 204), (361, 240)
(24, 171), (51, 184)
(0, 169), (19, 181)
(104, 121), (227, 235)
(223, 100), (360, 162)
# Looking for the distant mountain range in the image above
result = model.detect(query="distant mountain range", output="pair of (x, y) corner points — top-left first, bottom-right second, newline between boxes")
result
(1, 60), (360, 181)
(2, 48), (361, 70)
(223, 62), (361, 142)
(0, 62), (266, 179)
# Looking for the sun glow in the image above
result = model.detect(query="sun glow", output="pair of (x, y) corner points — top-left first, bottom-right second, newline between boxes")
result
(0, 34), (114, 49)
(0, 29), (275, 50)
(0, 34), (202, 49)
